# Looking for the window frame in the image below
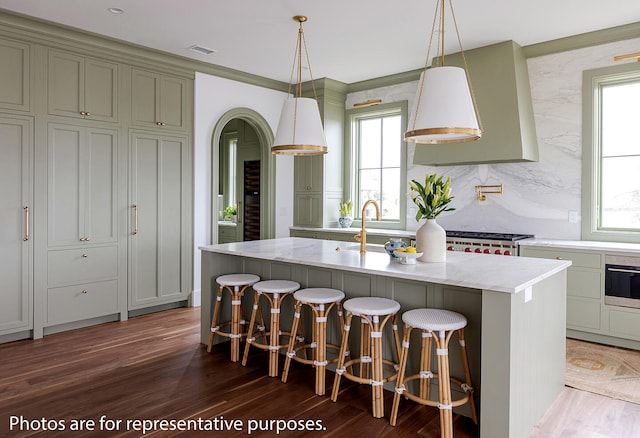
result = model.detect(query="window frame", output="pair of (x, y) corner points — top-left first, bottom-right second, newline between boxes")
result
(582, 62), (640, 243)
(344, 101), (408, 230)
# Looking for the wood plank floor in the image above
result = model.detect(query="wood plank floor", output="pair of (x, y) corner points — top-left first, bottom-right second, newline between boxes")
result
(0, 307), (638, 437)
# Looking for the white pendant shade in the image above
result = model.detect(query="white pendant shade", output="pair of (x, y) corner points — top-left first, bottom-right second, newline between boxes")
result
(405, 66), (481, 144)
(272, 97), (328, 155)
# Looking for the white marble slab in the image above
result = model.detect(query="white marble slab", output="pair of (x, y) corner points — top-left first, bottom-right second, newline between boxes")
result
(520, 239), (640, 254)
(200, 237), (570, 294)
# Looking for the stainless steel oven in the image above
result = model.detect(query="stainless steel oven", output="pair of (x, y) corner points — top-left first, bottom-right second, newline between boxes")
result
(605, 255), (640, 309)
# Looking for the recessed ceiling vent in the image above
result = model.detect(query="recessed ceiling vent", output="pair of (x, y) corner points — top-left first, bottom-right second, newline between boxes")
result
(188, 45), (216, 55)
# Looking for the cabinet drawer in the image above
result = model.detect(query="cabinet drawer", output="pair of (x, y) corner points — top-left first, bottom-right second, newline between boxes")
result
(608, 308), (640, 340)
(48, 246), (118, 285)
(567, 297), (601, 331)
(47, 279), (118, 325)
(522, 247), (601, 269)
(567, 269), (602, 299)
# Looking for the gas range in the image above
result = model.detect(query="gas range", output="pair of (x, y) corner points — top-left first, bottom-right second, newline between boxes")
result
(445, 230), (534, 256)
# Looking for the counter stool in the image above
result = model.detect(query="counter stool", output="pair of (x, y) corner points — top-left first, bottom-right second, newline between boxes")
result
(281, 288), (346, 395)
(242, 280), (300, 377)
(390, 308), (478, 438)
(207, 273), (260, 362)
(331, 297), (401, 418)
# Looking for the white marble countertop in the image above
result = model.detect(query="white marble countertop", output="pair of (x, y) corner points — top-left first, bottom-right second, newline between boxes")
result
(520, 238), (640, 254)
(200, 237), (571, 294)
(290, 225), (414, 239)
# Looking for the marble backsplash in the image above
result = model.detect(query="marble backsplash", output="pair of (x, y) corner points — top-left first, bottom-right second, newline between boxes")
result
(346, 37), (640, 240)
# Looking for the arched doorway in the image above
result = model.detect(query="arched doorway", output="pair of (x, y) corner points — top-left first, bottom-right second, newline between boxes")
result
(211, 108), (275, 243)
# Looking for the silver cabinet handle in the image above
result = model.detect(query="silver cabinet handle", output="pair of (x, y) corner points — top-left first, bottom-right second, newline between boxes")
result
(607, 267), (640, 274)
(132, 204), (138, 235)
(82, 254), (88, 258)
(23, 205), (30, 241)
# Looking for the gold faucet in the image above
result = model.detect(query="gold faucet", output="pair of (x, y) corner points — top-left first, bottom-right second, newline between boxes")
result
(355, 200), (380, 253)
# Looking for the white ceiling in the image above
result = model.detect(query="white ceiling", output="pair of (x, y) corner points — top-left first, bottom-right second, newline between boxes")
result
(0, 0), (638, 84)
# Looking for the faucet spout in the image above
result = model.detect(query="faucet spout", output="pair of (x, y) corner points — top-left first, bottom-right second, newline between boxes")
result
(356, 200), (381, 253)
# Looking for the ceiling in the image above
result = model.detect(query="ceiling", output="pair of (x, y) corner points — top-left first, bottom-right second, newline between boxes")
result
(0, 0), (638, 84)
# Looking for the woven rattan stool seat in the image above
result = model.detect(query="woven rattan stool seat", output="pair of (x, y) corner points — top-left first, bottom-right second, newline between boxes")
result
(293, 288), (345, 305)
(253, 280), (300, 294)
(216, 274), (260, 288)
(402, 308), (467, 332)
(343, 297), (401, 316)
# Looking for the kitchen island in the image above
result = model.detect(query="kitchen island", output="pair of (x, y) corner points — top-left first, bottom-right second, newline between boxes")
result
(200, 237), (571, 438)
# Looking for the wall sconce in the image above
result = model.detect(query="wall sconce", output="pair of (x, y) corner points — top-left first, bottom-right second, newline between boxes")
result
(475, 184), (503, 201)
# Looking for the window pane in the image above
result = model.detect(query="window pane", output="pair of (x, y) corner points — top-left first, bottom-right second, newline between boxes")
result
(601, 156), (640, 229)
(360, 118), (381, 169)
(382, 115), (401, 167)
(602, 82), (640, 157)
(381, 168), (400, 220)
(359, 168), (380, 217)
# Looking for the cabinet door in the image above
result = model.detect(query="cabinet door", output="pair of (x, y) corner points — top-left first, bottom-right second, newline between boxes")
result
(0, 115), (32, 334)
(159, 75), (186, 131)
(294, 155), (323, 192)
(48, 51), (118, 122)
(295, 194), (323, 227)
(131, 69), (187, 131)
(129, 132), (191, 309)
(48, 124), (118, 246)
(0, 38), (30, 112)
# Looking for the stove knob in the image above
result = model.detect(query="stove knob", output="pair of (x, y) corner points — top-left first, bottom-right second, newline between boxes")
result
(447, 246), (454, 251)
(464, 247), (471, 252)
(494, 249), (502, 255)
(504, 250), (511, 256)
(474, 248), (481, 253)
(483, 249), (490, 254)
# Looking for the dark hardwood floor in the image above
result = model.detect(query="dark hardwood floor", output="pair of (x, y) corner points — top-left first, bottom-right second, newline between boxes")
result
(0, 308), (638, 437)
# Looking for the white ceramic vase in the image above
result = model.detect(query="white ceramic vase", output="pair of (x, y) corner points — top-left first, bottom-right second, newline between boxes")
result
(415, 218), (446, 262)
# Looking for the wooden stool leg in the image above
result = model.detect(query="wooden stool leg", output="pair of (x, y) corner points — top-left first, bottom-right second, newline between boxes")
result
(371, 315), (384, 418)
(331, 312), (353, 402)
(281, 300), (303, 384)
(458, 328), (478, 425)
(390, 325), (413, 426)
(315, 304), (327, 395)
(436, 330), (453, 438)
(230, 286), (243, 362)
(241, 291), (260, 366)
(207, 285), (224, 353)
(360, 317), (371, 379)
(420, 330), (433, 400)
(268, 293), (282, 377)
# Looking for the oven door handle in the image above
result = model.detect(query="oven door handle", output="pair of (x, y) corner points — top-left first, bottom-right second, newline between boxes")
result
(607, 267), (640, 274)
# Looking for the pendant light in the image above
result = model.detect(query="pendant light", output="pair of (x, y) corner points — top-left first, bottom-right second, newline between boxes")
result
(405, 0), (482, 144)
(272, 15), (328, 156)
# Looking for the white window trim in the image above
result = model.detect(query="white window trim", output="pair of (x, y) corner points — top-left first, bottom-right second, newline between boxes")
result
(344, 101), (408, 230)
(582, 62), (640, 243)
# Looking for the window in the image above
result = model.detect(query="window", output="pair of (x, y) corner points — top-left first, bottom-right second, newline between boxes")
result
(583, 63), (640, 242)
(346, 101), (407, 229)
(220, 132), (237, 209)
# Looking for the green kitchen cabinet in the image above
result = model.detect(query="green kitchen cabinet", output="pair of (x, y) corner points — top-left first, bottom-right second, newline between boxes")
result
(128, 131), (192, 310)
(521, 246), (602, 332)
(0, 115), (33, 337)
(47, 123), (119, 247)
(413, 40), (539, 166)
(0, 37), (30, 112)
(48, 50), (118, 122)
(131, 68), (188, 132)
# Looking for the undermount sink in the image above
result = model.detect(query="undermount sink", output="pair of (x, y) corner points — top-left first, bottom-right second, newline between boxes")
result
(340, 243), (387, 254)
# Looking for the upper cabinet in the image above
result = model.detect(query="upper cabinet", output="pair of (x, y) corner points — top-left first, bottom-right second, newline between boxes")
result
(48, 50), (118, 122)
(0, 38), (31, 112)
(413, 40), (539, 166)
(131, 69), (187, 132)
